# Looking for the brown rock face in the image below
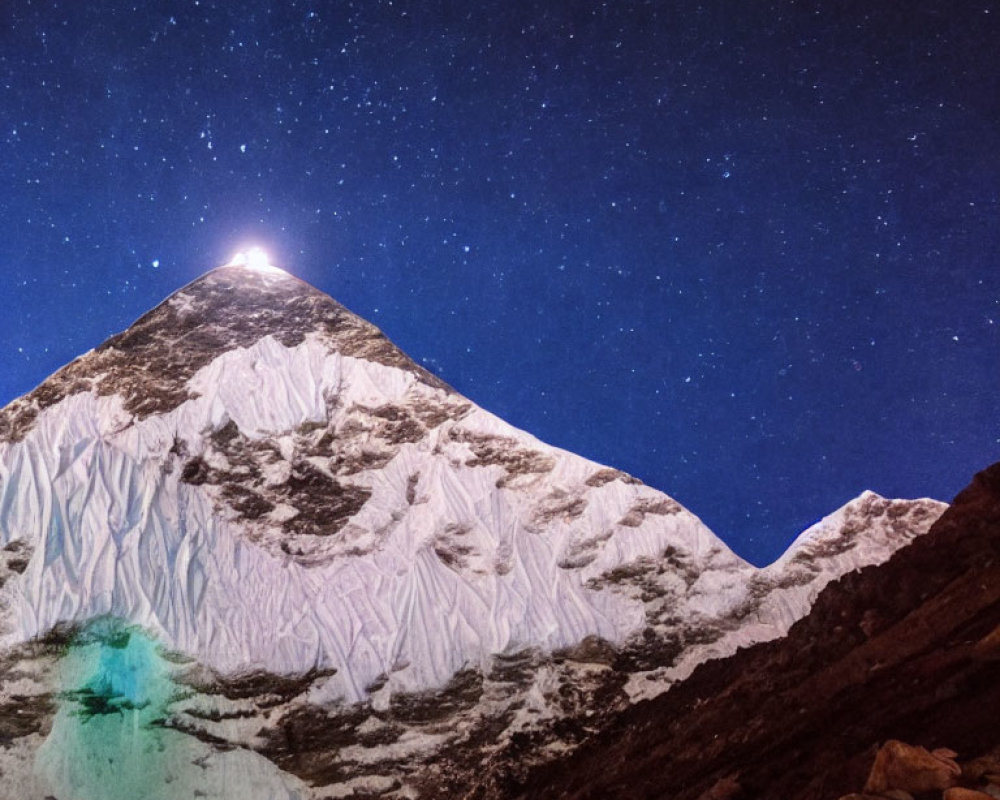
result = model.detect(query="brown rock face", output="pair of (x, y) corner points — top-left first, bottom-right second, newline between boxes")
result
(510, 463), (1000, 800)
(864, 741), (960, 794)
(943, 788), (998, 800)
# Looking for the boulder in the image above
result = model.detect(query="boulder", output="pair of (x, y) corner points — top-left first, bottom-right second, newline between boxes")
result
(943, 789), (995, 800)
(963, 751), (1000, 783)
(864, 740), (961, 794)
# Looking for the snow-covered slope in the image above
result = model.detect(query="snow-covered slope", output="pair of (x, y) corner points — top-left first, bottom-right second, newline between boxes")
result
(0, 264), (946, 798)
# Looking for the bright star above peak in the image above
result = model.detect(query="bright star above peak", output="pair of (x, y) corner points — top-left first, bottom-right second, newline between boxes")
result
(225, 247), (286, 275)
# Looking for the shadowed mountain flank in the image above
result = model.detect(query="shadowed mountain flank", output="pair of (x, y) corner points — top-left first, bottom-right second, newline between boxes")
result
(512, 463), (1000, 800)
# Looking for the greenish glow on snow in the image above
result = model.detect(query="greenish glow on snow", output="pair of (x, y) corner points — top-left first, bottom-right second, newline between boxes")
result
(34, 618), (305, 800)
(35, 619), (186, 799)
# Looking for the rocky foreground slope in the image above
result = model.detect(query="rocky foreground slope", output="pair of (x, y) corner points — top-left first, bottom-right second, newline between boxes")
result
(512, 462), (1000, 800)
(0, 262), (948, 798)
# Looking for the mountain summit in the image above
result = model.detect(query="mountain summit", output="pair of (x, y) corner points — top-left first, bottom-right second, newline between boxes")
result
(0, 265), (945, 798)
(0, 265), (443, 443)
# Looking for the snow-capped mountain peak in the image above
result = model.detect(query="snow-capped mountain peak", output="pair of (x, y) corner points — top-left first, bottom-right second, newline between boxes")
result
(0, 265), (445, 444)
(0, 266), (946, 799)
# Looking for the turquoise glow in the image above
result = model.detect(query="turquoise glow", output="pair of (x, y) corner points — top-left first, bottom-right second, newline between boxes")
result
(34, 618), (305, 800)
(35, 619), (185, 799)
(67, 622), (171, 718)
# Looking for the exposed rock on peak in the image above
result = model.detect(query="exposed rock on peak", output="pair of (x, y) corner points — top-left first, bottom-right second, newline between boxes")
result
(0, 265), (445, 443)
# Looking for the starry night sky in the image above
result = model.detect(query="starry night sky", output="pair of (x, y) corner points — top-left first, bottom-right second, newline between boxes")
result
(1, 1), (998, 564)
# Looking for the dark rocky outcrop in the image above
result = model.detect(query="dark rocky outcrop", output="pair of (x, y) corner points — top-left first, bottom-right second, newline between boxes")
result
(508, 463), (1000, 800)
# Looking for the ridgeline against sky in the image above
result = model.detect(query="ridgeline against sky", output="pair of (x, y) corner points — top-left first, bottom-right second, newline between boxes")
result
(0, 1), (997, 563)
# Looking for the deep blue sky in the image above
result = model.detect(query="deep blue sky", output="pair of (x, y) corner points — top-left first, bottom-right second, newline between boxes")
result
(1, 1), (998, 564)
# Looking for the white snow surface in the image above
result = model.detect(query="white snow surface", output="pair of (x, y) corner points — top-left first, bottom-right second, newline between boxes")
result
(0, 333), (946, 705)
(631, 488), (946, 699)
(0, 335), (725, 702)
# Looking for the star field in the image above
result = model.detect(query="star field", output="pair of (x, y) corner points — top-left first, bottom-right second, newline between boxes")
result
(1, 0), (998, 564)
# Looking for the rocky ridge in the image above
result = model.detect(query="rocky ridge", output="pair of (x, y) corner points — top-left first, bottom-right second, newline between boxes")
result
(510, 462), (1000, 800)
